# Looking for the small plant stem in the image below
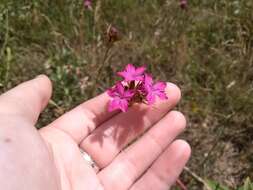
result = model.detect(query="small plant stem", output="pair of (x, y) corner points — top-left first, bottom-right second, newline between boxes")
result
(91, 45), (112, 96)
(99, 44), (112, 74)
(0, 10), (9, 60)
(176, 179), (188, 190)
(1, 10), (11, 85)
(5, 47), (11, 82)
(183, 167), (212, 190)
(49, 99), (65, 115)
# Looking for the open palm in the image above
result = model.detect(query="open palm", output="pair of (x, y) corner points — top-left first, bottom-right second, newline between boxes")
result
(0, 75), (190, 190)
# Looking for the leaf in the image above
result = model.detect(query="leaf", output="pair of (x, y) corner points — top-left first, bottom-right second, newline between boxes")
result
(242, 177), (253, 190)
(206, 180), (230, 190)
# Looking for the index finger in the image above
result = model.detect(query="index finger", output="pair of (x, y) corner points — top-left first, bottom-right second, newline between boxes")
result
(46, 92), (119, 143)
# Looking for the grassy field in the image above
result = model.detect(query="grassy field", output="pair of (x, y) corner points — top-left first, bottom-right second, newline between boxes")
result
(0, 0), (253, 189)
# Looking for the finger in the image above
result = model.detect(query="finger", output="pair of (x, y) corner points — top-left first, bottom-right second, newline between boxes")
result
(98, 111), (186, 190)
(80, 83), (181, 168)
(47, 92), (118, 143)
(0, 75), (52, 124)
(130, 140), (191, 190)
(39, 127), (103, 190)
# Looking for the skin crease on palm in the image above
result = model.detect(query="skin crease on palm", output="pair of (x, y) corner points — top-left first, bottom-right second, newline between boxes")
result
(0, 75), (191, 190)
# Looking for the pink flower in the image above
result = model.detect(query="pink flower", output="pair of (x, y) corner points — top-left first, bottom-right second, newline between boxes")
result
(117, 64), (146, 82)
(107, 82), (134, 112)
(107, 64), (168, 112)
(180, 0), (187, 9)
(84, 0), (92, 10)
(143, 74), (168, 105)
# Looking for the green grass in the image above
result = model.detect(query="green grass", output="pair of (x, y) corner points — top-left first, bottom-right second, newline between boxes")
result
(0, 0), (252, 189)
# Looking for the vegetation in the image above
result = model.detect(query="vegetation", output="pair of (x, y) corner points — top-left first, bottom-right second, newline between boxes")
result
(0, 0), (252, 189)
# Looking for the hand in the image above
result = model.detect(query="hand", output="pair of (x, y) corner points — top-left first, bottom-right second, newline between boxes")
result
(0, 75), (190, 190)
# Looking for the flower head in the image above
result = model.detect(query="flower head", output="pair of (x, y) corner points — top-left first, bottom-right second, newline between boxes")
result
(117, 64), (146, 82)
(107, 25), (120, 43)
(107, 82), (134, 112)
(107, 64), (168, 112)
(180, 0), (187, 9)
(84, 0), (92, 10)
(143, 74), (168, 105)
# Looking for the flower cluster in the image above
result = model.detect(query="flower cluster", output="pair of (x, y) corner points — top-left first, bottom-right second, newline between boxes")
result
(107, 64), (168, 112)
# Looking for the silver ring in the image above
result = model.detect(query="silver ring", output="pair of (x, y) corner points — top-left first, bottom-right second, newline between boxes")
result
(80, 149), (100, 173)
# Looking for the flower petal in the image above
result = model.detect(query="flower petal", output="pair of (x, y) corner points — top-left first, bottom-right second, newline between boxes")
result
(153, 81), (167, 91)
(135, 66), (146, 75)
(117, 64), (145, 82)
(126, 64), (135, 72)
(107, 88), (114, 97)
(115, 82), (125, 95)
(124, 90), (135, 99)
(144, 74), (153, 86)
(118, 99), (129, 112)
(146, 92), (156, 105)
(108, 99), (119, 112)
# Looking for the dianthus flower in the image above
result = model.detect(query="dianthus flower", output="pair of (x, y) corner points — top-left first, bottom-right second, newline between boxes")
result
(143, 74), (168, 105)
(180, 0), (187, 9)
(107, 64), (168, 112)
(84, 0), (92, 10)
(117, 64), (146, 82)
(107, 82), (134, 112)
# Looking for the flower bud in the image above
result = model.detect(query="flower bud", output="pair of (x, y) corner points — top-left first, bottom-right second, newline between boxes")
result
(84, 0), (92, 10)
(180, 0), (187, 9)
(106, 25), (120, 44)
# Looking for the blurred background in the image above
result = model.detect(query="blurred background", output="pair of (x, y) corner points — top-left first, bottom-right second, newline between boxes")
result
(0, 0), (252, 189)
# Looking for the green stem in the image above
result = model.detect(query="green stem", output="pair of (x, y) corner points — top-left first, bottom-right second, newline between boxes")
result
(0, 10), (9, 60)
(91, 45), (112, 96)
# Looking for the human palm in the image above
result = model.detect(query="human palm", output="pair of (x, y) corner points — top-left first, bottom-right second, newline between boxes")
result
(0, 75), (190, 190)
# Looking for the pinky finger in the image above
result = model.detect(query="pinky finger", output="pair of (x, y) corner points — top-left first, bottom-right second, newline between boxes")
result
(130, 140), (191, 190)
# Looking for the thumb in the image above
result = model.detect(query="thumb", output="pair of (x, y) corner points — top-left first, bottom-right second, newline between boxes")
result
(0, 75), (52, 125)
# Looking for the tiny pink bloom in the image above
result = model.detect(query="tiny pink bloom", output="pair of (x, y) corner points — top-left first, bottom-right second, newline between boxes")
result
(84, 0), (92, 10)
(107, 82), (134, 112)
(143, 74), (168, 105)
(117, 64), (146, 82)
(180, 0), (187, 9)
